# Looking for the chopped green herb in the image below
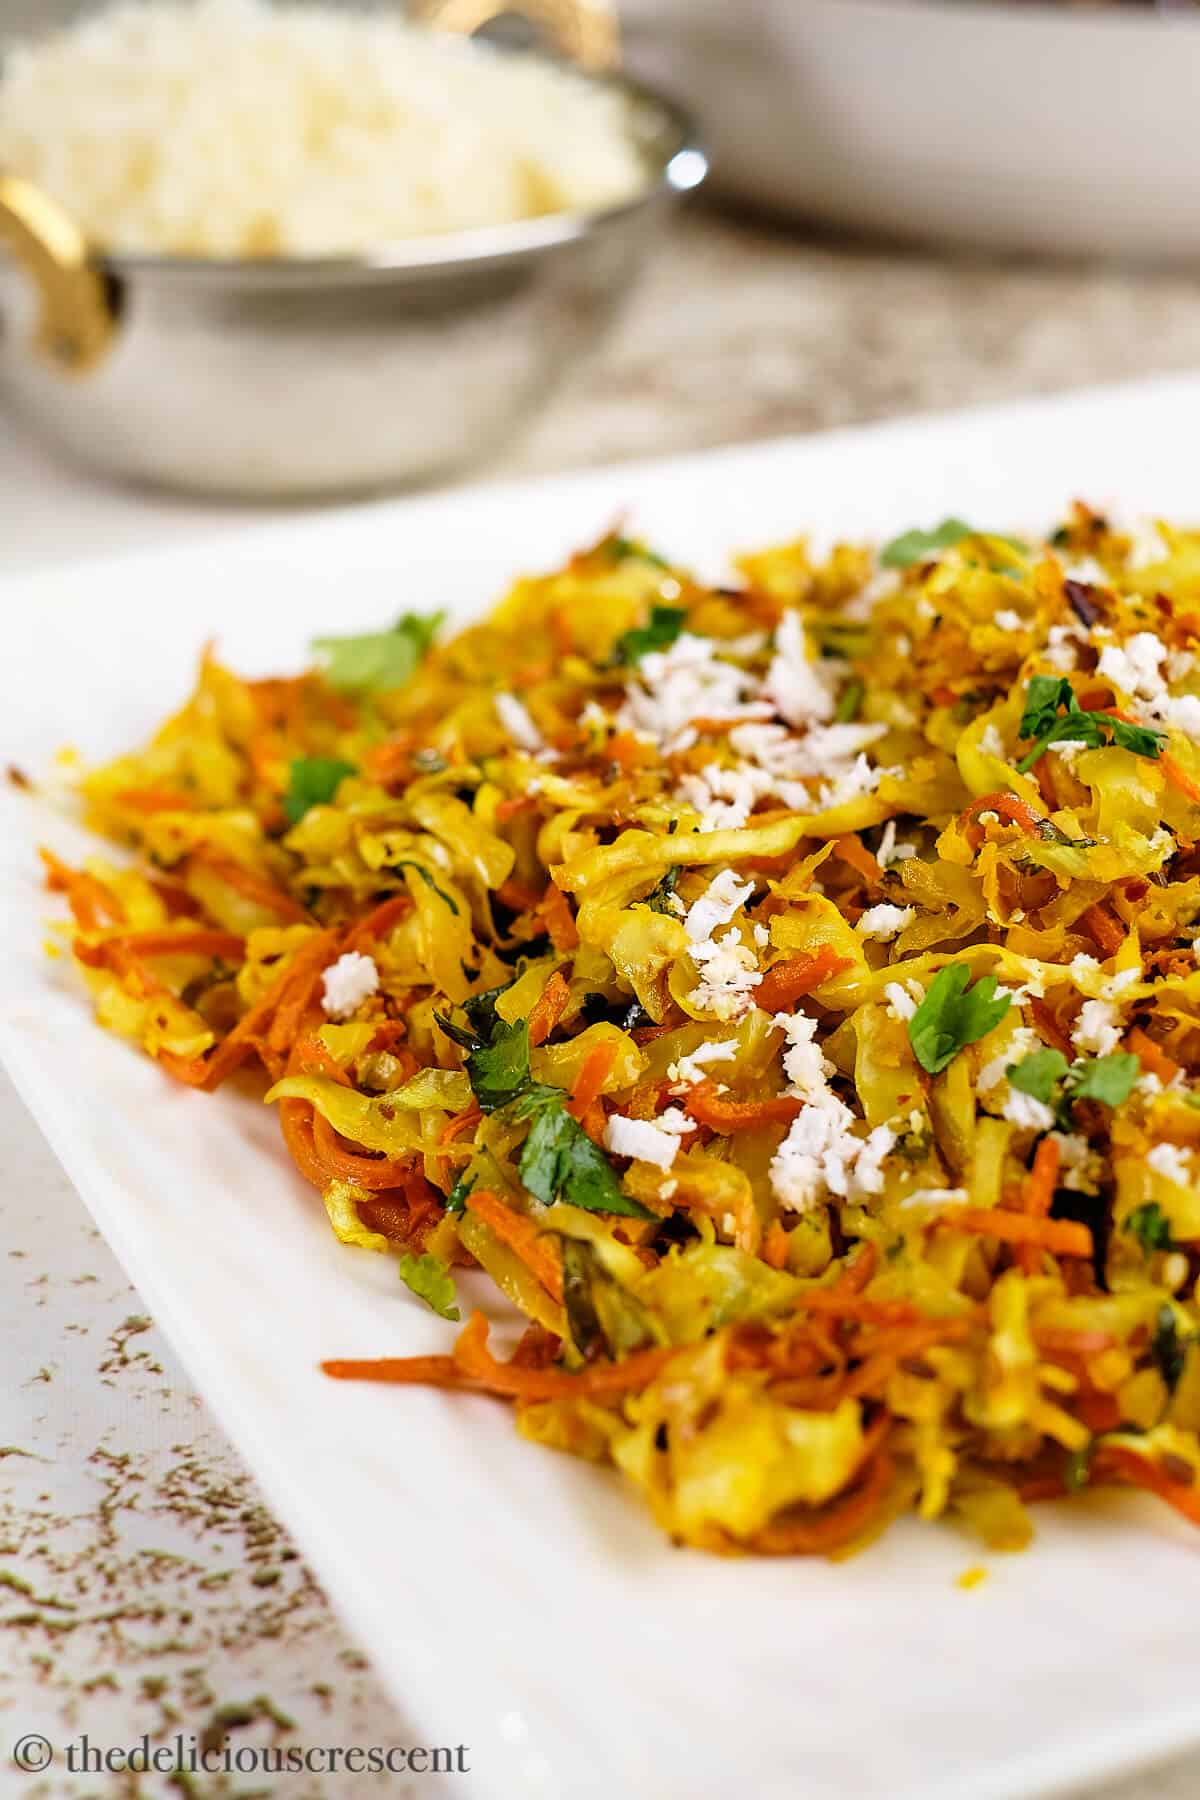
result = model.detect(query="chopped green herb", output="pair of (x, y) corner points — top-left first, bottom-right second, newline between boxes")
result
(397, 1251), (460, 1321)
(511, 1086), (652, 1219)
(880, 518), (974, 569)
(615, 606), (687, 665)
(907, 964), (1011, 1076)
(1124, 1201), (1175, 1255)
(644, 865), (681, 915)
(312, 611), (443, 694)
(282, 757), (356, 826)
(1007, 1048), (1069, 1105)
(1015, 673), (1163, 773)
(1068, 1052), (1140, 1109)
(834, 677), (864, 724)
(467, 1018), (531, 1114)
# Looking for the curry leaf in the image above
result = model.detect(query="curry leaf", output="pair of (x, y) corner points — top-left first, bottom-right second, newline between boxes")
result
(644, 866), (682, 915)
(312, 611), (443, 694)
(282, 756), (356, 826)
(907, 964), (1011, 1075)
(397, 1251), (460, 1321)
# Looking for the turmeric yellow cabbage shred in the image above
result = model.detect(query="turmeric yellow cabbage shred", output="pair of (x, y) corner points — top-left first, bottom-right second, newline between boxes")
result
(46, 510), (1200, 1556)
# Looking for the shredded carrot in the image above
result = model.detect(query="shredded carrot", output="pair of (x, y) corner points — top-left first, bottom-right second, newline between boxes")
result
(567, 1040), (618, 1120)
(495, 876), (543, 914)
(1096, 1447), (1200, 1529)
(495, 793), (537, 823)
(832, 1241), (878, 1295)
(452, 1311), (677, 1400)
(937, 1205), (1092, 1260)
(960, 791), (1046, 849)
(321, 1354), (477, 1390)
(310, 1109), (414, 1190)
(290, 1034), (354, 1087)
(536, 880), (579, 952)
(528, 970), (570, 1046)
(755, 945), (850, 1013)
(342, 894), (411, 951)
(158, 928), (339, 1089)
(40, 847), (125, 930)
(606, 731), (658, 773)
(113, 784), (198, 813)
(684, 1082), (802, 1132)
(1161, 752), (1200, 808)
(1080, 903), (1125, 958)
(1127, 1024), (1181, 1085)
(73, 927), (245, 968)
(465, 1189), (563, 1304)
(189, 849), (310, 924)
(1030, 998), (1073, 1060)
(752, 1446), (895, 1556)
(762, 1220), (790, 1270)
(1018, 1135), (1061, 1275)
(831, 834), (883, 886)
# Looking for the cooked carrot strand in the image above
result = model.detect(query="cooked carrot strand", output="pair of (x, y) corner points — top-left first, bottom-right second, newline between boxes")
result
(1018, 1135), (1061, 1275)
(73, 927), (245, 968)
(960, 791), (1046, 848)
(465, 1189), (563, 1304)
(1161, 752), (1200, 807)
(684, 1082), (802, 1131)
(1080, 903), (1125, 958)
(452, 1311), (677, 1400)
(536, 880), (579, 952)
(755, 946), (850, 1013)
(528, 970), (570, 1047)
(937, 1206), (1091, 1259)
(1127, 1024), (1181, 1085)
(189, 849), (310, 924)
(831, 834), (883, 886)
(567, 1040), (619, 1120)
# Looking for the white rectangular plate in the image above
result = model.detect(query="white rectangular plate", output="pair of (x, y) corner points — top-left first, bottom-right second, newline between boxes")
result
(5, 376), (1200, 1800)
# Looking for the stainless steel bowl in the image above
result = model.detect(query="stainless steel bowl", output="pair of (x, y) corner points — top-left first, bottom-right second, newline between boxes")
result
(0, 4), (703, 498)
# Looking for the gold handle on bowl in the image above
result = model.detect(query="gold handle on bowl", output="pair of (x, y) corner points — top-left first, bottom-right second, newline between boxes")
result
(416, 0), (619, 72)
(0, 174), (116, 375)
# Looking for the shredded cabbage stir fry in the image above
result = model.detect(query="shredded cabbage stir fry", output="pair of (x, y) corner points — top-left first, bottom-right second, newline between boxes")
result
(42, 507), (1200, 1556)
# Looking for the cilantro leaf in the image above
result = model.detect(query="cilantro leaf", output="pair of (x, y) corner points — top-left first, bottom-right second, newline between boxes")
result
(644, 866), (681, 915)
(397, 1251), (460, 1321)
(1008, 1048), (1069, 1105)
(1014, 673), (1163, 773)
(467, 1018), (531, 1114)
(312, 611), (443, 694)
(1124, 1201), (1175, 1254)
(510, 1086), (652, 1219)
(282, 756), (356, 826)
(615, 606), (687, 665)
(1150, 1303), (1189, 1394)
(1068, 1052), (1140, 1108)
(907, 964), (1011, 1075)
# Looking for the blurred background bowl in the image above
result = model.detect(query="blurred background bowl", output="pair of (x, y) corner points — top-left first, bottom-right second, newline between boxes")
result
(0, 2), (704, 499)
(622, 0), (1200, 261)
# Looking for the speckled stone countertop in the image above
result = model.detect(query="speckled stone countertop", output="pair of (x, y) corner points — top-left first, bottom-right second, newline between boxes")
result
(4, 210), (1200, 1798)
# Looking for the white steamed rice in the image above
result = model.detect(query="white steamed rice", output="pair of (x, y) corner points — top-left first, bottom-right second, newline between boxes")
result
(0, 0), (647, 258)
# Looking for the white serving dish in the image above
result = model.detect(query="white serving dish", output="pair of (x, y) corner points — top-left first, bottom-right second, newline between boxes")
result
(5, 376), (1200, 1800)
(622, 0), (1200, 259)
